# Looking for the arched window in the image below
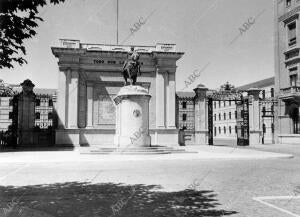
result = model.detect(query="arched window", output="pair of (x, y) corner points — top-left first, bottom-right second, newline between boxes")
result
(36, 99), (40, 106)
(49, 99), (53, 106)
(35, 112), (40, 120)
(262, 106), (266, 116)
(48, 112), (53, 120)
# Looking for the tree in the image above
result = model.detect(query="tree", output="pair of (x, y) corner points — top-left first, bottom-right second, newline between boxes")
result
(0, 0), (65, 69)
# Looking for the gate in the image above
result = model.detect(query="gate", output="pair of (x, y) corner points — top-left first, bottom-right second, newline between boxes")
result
(207, 82), (249, 146)
(208, 98), (213, 145)
(236, 98), (249, 146)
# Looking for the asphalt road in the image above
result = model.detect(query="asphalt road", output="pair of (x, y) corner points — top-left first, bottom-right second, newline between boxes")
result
(0, 144), (299, 217)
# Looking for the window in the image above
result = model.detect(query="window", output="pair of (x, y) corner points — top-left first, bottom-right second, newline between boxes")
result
(229, 112), (232, 119)
(288, 22), (296, 46)
(214, 102), (216, 109)
(229, 101), (231, 106)
(263, 123), (266, 133)
(9, 99), (13, 106)
(235, 111), (237, 119)
(229, 126), (232, 134)
(271, 105), (274, 112)
(223, 101), (226, 107)
(214, 127), (217, 136)
(271, 123), (274, 133)
(35, 112), (40, 120)
(270, 88), (274, 97)
(9, 112), (13, 120)
(182, 113), (187, 121)
(36, 99), (41, 106)
(218, 101), (221, 108)
(224, 126), (226, 134)
(290, 74), (298, 87)
(219, 113), (221, 120)
(214, 114), (216, 121)
(49, 99), (53, 106)
(235, 125), (237, 133)
(48, 112), (53, 120)
(286, 0), (292, 7)
(224, 113), (226, 120)
(262, 90), (265, 99)
(219, 127), (221, 134)
(262, 106), (266, 116)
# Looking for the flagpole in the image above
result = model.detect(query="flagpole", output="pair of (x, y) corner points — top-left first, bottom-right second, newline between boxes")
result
(117, 0), (119, 44)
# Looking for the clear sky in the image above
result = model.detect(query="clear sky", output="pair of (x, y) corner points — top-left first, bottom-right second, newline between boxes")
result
(1, 0), (274, 91)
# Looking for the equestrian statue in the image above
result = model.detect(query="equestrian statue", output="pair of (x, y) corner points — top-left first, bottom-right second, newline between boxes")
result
(122, 47), (141, 86)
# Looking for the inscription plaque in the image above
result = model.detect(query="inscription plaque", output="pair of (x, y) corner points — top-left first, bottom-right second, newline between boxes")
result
(98, 95), (115, 125)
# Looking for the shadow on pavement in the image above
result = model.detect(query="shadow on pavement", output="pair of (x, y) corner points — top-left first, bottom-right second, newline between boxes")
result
(0, 182), (238, 217)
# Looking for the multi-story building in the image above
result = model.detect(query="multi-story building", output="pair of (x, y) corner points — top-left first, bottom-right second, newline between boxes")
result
(176, 92), (195, 130)
(0, 80), (14, 131)
(275, 0), (300, 143)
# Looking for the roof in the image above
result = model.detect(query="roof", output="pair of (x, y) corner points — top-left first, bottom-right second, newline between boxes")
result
(176, 92), (195, 98)
(237, 77), (275, 90)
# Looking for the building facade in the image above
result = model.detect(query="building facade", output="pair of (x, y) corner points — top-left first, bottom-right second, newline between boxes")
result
(275, 0), (300, 143)
(52, 39), (184, 146)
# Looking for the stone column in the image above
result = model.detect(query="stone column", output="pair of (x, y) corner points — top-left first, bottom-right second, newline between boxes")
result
(78, 73), (86, 128)
(57, 69), (68, 128)
(17, 79), (36, 145)
(156, 68), (166, 128)
(86, 83), (94, 128)
(248, 88), (262, 145)
(68, 69), (79, 128)
(193, 84), (209, 145)
(167, 72), (176, 129)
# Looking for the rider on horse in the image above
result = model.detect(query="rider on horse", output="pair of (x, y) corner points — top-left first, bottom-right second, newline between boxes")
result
(122, 47), (141, 86)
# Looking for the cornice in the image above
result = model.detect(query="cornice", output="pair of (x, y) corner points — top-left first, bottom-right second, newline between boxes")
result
(278, 5), (300, 22)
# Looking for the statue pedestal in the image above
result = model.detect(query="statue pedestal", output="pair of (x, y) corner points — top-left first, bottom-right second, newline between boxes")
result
(113, 85), (151, 147)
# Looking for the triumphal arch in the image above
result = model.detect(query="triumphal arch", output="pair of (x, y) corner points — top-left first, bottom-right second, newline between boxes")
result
(51, 39), (184, 146)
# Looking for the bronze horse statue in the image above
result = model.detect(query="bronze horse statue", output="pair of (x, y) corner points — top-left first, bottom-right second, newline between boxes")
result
(122, 50), (141, 86)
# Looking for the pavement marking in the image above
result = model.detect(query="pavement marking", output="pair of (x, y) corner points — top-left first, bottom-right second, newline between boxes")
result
(0, 163), (30, 182)
(253, 196), (300, 217)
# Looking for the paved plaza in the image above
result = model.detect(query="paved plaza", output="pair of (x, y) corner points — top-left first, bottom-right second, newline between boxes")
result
(0, 144), (299, 217)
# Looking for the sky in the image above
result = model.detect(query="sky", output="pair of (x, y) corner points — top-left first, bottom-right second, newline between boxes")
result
(1, 0), (274, 91)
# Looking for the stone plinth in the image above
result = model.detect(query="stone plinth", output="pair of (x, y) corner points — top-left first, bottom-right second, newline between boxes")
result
(113, 85), (151, 147)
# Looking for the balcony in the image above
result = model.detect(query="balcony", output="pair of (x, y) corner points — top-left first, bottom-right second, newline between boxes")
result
(279, 86), (300, 102)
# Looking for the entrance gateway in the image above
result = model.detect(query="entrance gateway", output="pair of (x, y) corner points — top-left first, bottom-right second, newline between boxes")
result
(207, 83), (250, 146)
